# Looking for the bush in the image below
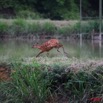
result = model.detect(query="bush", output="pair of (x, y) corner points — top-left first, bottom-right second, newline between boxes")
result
(81, 21), (99, 34)
(10, 19), (29, 36)
(57, 26), (71, 36)
(17, 10), (42, 19)
(41, 22), (56, 35)
(0, 22), (8, 35)
(0, 19), (103, 38)
(57, 23), (80, 37)
(29, 22), (41, 34)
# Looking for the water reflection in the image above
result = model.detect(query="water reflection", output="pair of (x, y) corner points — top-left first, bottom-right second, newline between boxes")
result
(0, 39), (103, 61)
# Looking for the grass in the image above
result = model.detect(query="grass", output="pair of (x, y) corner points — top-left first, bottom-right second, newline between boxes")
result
(0, 62), (103, 103)
(41, 22), (56, 35)
(0, 21), (8, 35)
(0, 19), (57, 37)
(0, 18), (103, 102)
(0, 62), (50, 103)
(0, 19), (103, 38)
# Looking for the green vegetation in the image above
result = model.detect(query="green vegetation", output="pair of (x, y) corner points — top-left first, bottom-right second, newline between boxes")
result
(0, 62), (49, 103)
(0, 0), (102, 102)
(0, 62), (103, 103)
(0, 22), (8, 35)
(0, 19), (57, 37)
(0, 19), (103, 39)
(0, 0), (99, 20)
(17, 10), (42, 19)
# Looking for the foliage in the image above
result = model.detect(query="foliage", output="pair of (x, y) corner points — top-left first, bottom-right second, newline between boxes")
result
(0, 0), (100, 19)
(0, 20), (103, 38)
(29, 22), (41, 34)
(0, 20), (57, 36)
(41, 22), (56, 35)
(0, 21), (8, 35)
(42, 65), (103, 102)
(11, 19), (29, 36)
(0, 63), (103, 103)
(80, 21), (100, 39)
(0, 63), (50, 103)
(57, 22), (80, 37)
(0, 0), (79, 19)
(16, 10), (41, 19)
(81, 21), (99, 33)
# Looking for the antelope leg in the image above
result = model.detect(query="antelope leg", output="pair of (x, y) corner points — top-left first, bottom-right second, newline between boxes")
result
(57, 48), (60, 52)
(36, 51), (44, 57)
(57, 48), (62, 54)
(61, 46), (70, 58)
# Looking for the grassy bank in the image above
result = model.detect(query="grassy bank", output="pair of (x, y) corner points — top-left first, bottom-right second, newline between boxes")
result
(0, 19), (103, 39)
(0, 61), (103, 103)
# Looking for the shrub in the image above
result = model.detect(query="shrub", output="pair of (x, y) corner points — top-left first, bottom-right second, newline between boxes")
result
(41, 22), (56, 35)
(0, 19), (103, 38)
(57, 26), (71, 36)
(57, 23), (80, 37)
(0, 22), (8, 35)
(17, 10), (42, 19)
(11, 19), (29, 36)
(29, 22), (41, 35)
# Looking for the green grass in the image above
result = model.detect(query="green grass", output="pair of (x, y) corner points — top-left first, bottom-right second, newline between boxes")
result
(0, 19), (103, 38)
(0, 19), (57, 37)
(0, 21), (8, 35)
(0, 62), (103, 103)
(41, 22), (56, 35)
(0, 62), (50, 103)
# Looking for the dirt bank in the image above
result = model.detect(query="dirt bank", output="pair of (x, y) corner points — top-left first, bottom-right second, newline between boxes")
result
(0, 64), (11, 81)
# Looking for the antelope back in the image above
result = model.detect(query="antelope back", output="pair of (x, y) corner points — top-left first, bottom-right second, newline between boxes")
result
(44, 39), (59, 47)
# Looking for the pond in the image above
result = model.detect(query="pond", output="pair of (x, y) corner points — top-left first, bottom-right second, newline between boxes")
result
(0, 39), (103, 62)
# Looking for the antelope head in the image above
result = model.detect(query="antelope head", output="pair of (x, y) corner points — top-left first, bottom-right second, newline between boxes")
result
(32, 43), (40, 49)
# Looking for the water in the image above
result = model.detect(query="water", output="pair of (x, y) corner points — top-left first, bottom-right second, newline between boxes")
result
(0, 39), (103, 62)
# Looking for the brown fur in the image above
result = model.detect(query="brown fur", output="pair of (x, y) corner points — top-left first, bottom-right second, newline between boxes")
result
(32, 39), (68, 57)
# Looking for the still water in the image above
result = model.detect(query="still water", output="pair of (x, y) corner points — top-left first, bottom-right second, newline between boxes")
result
(0, 39), (103, 62)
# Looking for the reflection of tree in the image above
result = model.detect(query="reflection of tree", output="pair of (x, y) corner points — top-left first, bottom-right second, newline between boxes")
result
(99, 40), (102, 58)
(91, 40), (102, 58)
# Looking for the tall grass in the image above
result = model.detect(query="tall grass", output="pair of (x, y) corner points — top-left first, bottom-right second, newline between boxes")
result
(0, 63), (103, 103)
(0, 63), (50, 103)
(41, 22), (56, 35)
(0, 19), (103, 38)
(0, 19), (57, 37)
(10, 19), (30, 36)
(29, 22), (41, 35)
(0, 22), (8, 36)
(42, 65), (103, 102)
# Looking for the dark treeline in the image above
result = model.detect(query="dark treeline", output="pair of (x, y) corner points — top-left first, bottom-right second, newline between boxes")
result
(0, 0), (102, 20)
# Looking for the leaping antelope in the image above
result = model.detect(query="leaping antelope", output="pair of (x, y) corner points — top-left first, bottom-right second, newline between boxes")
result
(32, 39), (68, 57)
